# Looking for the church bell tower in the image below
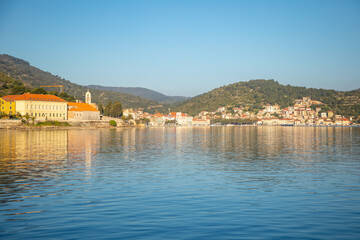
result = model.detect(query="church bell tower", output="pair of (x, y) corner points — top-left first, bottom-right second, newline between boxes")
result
(85, 89), (91, 104)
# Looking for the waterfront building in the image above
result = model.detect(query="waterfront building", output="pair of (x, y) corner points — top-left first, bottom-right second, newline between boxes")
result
(149, 113), (166, 126)
(335, 118), (351, 126)
(168, 112), (193, 126)
(192, 118), (210, 126)
(2, 93), (67, 120)
(0, 95), (18, 115)
(123, 108), (137, 119)
(67, 102), (100, 120)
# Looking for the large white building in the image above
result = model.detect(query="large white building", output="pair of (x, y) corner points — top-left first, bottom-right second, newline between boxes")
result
(13, 93), (68, 120)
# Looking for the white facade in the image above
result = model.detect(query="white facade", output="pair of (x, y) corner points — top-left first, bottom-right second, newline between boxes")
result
(85, 90), (91, 104)
(16, 100), (68, 120)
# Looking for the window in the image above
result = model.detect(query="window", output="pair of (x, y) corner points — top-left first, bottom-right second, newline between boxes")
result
(10, 107), (12, 109)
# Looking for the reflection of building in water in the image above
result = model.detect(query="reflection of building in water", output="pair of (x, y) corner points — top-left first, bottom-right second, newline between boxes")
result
(0, 131), (17, 160)
(67, 130), (101, 169)
(0, 130), (68, 179)
(0, 130), (68, 161)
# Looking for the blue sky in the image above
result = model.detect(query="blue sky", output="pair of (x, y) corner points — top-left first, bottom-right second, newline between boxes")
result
(0, 0), (359, 96)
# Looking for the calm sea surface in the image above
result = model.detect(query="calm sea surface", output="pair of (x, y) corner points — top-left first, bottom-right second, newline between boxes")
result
(0, 127), (360, 239)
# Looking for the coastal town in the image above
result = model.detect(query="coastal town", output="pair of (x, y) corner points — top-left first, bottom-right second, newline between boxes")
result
(0, 90), (356, 127)
(125, 96), (354, 127)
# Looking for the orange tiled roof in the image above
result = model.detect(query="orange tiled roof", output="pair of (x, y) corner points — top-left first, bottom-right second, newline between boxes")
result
(68, 102), (99, 112)
(4, 93), (67, 102)
(0, 95), (21, 102)
(154, 113), (164, 117)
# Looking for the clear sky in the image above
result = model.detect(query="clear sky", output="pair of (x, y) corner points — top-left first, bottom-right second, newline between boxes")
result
(0, 0), (359, 96)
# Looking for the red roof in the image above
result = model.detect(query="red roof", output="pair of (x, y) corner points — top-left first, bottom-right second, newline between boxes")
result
(0, 95), (21, 102)
(68, 102), (99, 112)
(3, 93), (66, 102)
(154, 113), (164, 117)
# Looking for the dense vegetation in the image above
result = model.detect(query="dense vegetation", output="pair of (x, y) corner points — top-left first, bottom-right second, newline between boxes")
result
(174, 79), (360, 117)
(0, 72), (28, 96)
(0, 54), (158, 109)
(102, 101), (123, 118)
(0, 72), (76, 102)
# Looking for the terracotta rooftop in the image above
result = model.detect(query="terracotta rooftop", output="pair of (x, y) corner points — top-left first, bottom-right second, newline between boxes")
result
(0, 95), (21, 102)
(2, 93), (67, 102)
(68, 102), (99, 112)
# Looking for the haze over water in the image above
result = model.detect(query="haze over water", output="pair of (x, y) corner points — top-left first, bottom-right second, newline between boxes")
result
(1, 127), (360, 239)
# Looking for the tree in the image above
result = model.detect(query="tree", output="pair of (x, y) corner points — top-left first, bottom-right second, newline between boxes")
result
(104, 101), (112, 116)
(25, 113), (30, 124)
(10, 85), (25, 95)
(110, 102), (122, 118)
(58, 92), (76, 102)
(31, 116), (36, 125)
(98, 103), (104, 114)
(31, 88), (47, 94)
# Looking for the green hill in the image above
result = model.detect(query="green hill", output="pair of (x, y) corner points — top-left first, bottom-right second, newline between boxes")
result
(0, 72), (28, 97)
(174, 79), (360, 117)
(0, 54), (158, 108)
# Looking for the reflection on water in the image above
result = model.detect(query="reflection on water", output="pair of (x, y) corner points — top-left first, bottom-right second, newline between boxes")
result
(0, 127), (359, 239)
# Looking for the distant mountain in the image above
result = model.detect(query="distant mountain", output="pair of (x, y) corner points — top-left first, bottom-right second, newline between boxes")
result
(88, 85), (189, 104)
(0, 54), (158, 109)
(174, 79), (360, 116)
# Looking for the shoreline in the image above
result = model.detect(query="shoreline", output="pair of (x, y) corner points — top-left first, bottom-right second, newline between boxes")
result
(1, 123), (358, 130)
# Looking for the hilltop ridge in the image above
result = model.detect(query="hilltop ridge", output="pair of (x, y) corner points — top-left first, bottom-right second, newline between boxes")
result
(1, 54), (359, 117)
(174, 79), (360, 116)
(88, 85), (188, 104)
(0, 54), (158, 109)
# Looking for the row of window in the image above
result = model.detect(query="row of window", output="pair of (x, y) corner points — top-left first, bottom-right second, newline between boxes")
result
(29, 97), (61, 102)
(31, 112), (66, 117)
(26, 104), (66, 111)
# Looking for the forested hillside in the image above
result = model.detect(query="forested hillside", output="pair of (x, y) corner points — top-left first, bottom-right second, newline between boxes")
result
(174, 79), (360, 116)
(0, 54), (158, 108)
